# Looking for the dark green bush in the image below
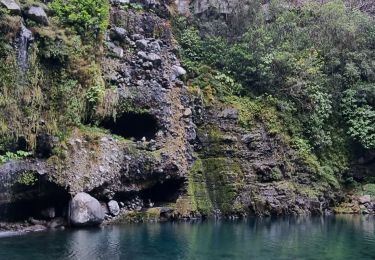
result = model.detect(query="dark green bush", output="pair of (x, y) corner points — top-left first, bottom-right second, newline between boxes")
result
(49, 0), (109, 36)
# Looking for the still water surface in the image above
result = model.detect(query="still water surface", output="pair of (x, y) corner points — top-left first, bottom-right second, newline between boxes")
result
(0, 215), (374, 260)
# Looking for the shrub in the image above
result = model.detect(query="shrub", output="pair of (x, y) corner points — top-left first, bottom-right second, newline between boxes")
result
(342, 85), (375, 148)
(0, 151), (32, 164)
(49, 0), (109, 36)
(16, 171), (38, 186)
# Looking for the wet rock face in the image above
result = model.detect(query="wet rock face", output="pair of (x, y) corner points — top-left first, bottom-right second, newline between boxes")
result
(69, 193), (104, 226)
(184, 100), (337, 217)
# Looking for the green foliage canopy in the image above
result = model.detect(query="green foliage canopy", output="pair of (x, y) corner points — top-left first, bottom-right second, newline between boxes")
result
(49, 0), (109, 36)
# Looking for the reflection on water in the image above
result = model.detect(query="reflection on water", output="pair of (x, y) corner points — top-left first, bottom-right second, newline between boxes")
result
(0, 215), (374, 260)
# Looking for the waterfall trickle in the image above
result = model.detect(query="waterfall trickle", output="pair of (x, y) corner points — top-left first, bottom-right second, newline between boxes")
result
(16, 23), (33, 76)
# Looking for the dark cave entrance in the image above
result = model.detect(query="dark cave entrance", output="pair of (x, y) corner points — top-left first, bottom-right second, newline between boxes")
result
(112, 178), (185, 206)
(100, 112), (159, 140)
(138, 179), (185, 204)
(0, 177), (71, 221)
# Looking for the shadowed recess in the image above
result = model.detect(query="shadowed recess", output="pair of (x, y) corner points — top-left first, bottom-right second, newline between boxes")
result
(99, 112), (159, 140)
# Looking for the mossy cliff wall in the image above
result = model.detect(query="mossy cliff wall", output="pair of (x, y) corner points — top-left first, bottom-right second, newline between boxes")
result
(0, 0), (374, 226)
(176, 93), (339, 217)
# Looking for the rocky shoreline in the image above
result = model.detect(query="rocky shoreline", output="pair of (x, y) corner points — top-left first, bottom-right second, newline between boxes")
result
(1, 191), (374, 235)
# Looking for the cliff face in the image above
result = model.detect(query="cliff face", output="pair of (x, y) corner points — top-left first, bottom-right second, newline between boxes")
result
(175, 0), (375, 17)
(180, 99), (336, 217)
(0, 0), (374, 228)
(0, 0), (196, 223)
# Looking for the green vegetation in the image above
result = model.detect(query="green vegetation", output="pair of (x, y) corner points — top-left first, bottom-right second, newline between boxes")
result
(49, 0), (109, 36)
(188, 158), (244, 215)
(342, 85), (375, 149)
(121, 3), (143, 11)
(362, 184), (375, 197)
(0, 0), (115, 153)
(0, 0), (374, 217)
(174, 0), (375, 188)
(16, 171), (38, 186)
(0, 151), (32, 164)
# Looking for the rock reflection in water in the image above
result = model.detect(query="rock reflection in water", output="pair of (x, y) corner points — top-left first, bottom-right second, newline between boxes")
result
(0, 216), (374, 259)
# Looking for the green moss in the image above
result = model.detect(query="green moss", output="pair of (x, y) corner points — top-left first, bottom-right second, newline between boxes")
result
(298, 185), (320, 198)
(145, 208), (162, 218)
(334, 203), (360, 214)
(223, 95), (286, 137)
(114, 209), (163, 223)
(187, 159), (213, 215)
(271, 167), (283, 181)
(78, 125), (129, 142)
(187, 84), (201, 97)
(114, 211), (144, 223)
(120, 3), (143, 11)
(188, 157), (244, 215)
(118, 100), (148, 114)
(197, 126), (228, 154)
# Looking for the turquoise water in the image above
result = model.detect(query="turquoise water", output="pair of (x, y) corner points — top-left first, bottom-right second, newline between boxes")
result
(0, 215), (374, 259)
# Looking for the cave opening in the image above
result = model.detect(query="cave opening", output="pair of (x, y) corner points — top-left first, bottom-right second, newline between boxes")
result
(0, 177), (71, 221)
(99, 112), (159, 140)
(112, 178), (185, 206)
(138, 179), (185, 205)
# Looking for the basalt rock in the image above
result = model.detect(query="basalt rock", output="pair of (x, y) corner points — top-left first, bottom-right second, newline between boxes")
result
(69, 193), (104, 227)
(0, 2), (194, 226)
(178, 98), (339, 217)
(25, 6), (49, 25)
(0, 0), (365, 228)
(108, 200), (120, 216)
(1, 0), (20, 15)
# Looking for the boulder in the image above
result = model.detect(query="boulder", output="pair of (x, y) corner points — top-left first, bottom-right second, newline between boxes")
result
(149, 41), (161, 52)
(25, 6), (49, 25)
(136, 39), (149, 50)
(138, 51), (161, 66)
(108, 42), (124, 58)
(159, 207), (174, 219)
(108, 200), (120, 216)
(359, 195), (371, 204)
(69, 192), (104, 226)
(147, 53), (161, 65)
(1, 0), (20, 15)
(183, 108), (192, 117)
(110, 27), (127, 41)
(131, 34), (144, 41)
(170, 65), (186, 81)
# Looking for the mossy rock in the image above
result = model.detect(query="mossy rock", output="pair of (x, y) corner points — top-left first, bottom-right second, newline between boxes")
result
(188, 157), (244, 215)
(334, 203), (360, 214)
(176, 196), (195, 217)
